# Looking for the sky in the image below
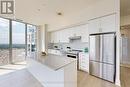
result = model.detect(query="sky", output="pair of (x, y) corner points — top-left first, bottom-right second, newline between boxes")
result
(0, 18), (25, 44)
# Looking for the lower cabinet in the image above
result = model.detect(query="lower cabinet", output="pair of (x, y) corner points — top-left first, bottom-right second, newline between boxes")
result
(48, 49), (63, 56)
(79, 52), (89, 73)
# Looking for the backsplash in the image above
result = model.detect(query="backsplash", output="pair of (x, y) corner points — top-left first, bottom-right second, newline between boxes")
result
(48, 39), (88, 51)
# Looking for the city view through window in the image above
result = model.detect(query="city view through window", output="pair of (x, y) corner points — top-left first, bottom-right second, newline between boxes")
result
(0, 17), (37, 65)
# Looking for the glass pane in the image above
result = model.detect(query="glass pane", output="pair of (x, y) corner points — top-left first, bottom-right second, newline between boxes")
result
(27, 24), (37, 57)
(12, 21), (26, 63)
(0, 18), (9, 65)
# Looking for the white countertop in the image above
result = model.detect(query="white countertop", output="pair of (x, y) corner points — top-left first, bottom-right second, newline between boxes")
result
(28, 54), (77, 71)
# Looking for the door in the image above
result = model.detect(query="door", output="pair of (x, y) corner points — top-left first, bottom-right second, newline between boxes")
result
(102, 34), (115, 64)
(89, 35), (101, 62)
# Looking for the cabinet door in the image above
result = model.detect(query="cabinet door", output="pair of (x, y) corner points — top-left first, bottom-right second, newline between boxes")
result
(52, 31), (61, 43)
(56, 31), (61, 43)
(101, 14), (116, 32)
(48, 49), (52, 54)
(50, 32), (55, 43)
(60, 29), (70, 43)
(88, 19), (101, 34)
(73, 26), (82, 36)
(79, 53), (89, 72)
(81, 24), (89, 42)
(53, 32), (58, 43)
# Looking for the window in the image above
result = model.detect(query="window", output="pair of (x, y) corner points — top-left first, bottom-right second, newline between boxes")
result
(0, 17), (37, 65)
(12, 21), (26, 63)
(0, 18), (9, 65)
(27, 24), (37, 57)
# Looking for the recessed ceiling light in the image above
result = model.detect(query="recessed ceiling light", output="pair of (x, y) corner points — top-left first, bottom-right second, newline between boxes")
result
(57, 12), (62, 16)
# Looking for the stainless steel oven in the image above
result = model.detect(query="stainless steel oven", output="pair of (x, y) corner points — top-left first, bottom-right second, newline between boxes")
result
(66, 53), (77, 58)
(66, 50), (82, 70)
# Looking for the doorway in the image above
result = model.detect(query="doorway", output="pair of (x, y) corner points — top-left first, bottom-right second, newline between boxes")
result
(120, 0), (130, 87)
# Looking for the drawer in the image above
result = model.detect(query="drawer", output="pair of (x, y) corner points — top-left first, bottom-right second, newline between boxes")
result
(80, 65), (87, 70)
(80, 60), (87, 64)
(80, 64), (89, 72)
(81, 62), (87, 66)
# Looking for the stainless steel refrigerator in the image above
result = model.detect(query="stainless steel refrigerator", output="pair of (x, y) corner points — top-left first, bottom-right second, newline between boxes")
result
(89, 33), (116, 82)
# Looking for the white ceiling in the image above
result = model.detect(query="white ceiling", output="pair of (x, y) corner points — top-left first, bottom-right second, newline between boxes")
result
(121, 0), (130, 16)
(15, 0), (101, 30)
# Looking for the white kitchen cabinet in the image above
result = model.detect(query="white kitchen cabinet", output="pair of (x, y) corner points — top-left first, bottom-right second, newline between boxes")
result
(72, 26), (82, 37)
(88, 14), (116, 34)
(50, 32), (55, 43)
(81, 24), (89, 42)
(101, 14), (116, 32)
(56, 31), (61, 43)
(53, 32), (58, 43)
(60, 29), (71, 43)
(88, 18), (100, 34)
(67, 24), (89, 42)
(79, 52), (89, 73)
(48, 49), (62, 56)
(50, 23), (89, 43)
(50, 31), (60, 43)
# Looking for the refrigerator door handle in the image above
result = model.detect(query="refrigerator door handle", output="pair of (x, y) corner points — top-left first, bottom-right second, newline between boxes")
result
(100, 35), (103, 63)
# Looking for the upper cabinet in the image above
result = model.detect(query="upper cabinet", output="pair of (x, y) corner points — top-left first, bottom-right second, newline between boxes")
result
(60, 29), (71, 43)
(50, 31), (61, 43)
(88, 18), (100, 34)
(88, 14), (116, 34)
(101, 14), (116, 32)
(50, 24), (89, 43)
(81, 24), (89, 42)
(50, 32), (55, 43)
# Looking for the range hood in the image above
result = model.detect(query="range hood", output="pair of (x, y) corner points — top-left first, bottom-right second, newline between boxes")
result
(69, 36), (81, 40)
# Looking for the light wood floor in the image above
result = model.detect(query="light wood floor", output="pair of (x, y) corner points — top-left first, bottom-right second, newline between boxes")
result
(78, 71), (119, 87)
(0, 63), (129, 87)
(120, 66), (130, 87)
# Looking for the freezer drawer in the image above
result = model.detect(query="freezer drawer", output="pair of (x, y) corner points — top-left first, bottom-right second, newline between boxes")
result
(102, 63), (115, 82)
(90, 61), (115, 82)
(90, 61), (102, 78)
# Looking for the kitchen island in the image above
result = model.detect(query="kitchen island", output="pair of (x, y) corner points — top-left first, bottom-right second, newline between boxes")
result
(27, 54), (77, 87)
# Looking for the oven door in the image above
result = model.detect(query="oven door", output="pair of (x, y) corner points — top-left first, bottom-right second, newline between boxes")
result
(66, 54), (79, 70)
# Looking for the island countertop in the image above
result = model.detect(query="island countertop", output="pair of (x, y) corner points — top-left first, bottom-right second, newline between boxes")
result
(27, 54), (77, 71)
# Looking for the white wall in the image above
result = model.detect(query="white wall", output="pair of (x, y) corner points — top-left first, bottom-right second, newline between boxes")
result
(121, 15), (130, 26)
